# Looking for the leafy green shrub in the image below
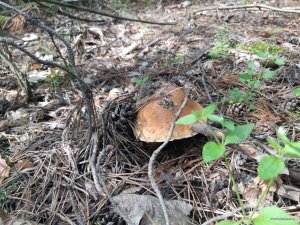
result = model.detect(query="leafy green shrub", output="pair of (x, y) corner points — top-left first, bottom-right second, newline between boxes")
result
(176, 104), (300, 225)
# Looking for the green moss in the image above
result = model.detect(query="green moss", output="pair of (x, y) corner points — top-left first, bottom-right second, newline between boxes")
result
(237, 41), (282, 55)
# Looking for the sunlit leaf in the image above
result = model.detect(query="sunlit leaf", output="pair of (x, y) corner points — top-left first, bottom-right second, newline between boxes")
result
(224, 124), (254, 145)
(253, 207), (298, 225)
(254, 51), (268, 58)
(293, 88), (300, 96)
(202, 141), (225, 163)
(176, 114), (197, 125)
(207, 114), (224, 124)
(266, 137), (282, 153)
(202, 104), (218, 117)
(262, 70), (276, 79)
(223, 121), (235, 131)
(217, 220), (241, 225)
(274, 58), (285, 66)
(283, 142), (300, 158)
(258, 155), (285, 180)
(276, 127), (289, 144)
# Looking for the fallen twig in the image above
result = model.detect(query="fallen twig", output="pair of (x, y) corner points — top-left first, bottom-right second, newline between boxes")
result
(89, 134), (134, 225)
(33, 0), (176, 25)
(194, 4), (300, 15)
(201, 205), (253, 225)
(148, 88), (189, 225)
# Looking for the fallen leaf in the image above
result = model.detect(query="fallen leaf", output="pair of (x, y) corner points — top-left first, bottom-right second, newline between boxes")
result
(14, 159), (33, 172)
(0, 155), (9, 185)
(113, 194), (193, 225)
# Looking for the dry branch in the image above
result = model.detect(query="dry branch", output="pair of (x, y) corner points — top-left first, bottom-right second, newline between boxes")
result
(148, 89), (190, 225)
(194, 4), (300, 15)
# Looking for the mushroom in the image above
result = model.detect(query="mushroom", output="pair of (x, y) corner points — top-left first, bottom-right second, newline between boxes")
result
(134, 84), (206, 142)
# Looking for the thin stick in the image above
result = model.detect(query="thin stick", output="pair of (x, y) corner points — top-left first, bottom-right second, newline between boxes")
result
(0, 48), (33, 101)
(148, 90), (189, 225)
(201, 205), (253, 225)
(34, 0), (176, 25)
(194, 4), (300, 15)
(89, 134), (133, 225)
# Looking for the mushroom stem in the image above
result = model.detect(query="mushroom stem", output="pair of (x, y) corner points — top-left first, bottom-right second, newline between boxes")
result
(192, 122), (225, 140)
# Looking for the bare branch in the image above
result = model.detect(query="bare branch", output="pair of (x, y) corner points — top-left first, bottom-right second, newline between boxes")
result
(194, 4), (300, 15)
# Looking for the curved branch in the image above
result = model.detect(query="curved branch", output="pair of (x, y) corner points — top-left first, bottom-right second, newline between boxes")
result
(34, 0), (176, 25)
(194, 4), (300, 15)
(148, 90), (189, 225)
(0, 1), (75, 67)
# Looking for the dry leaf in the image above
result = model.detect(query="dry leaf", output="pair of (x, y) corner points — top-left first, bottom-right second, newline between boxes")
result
(14, 159), (33, 172)
(7, 15), (26, 33)
(0, 156), (9, 185)
(0, 208), (43, 225)
(113, 194), (193, 225)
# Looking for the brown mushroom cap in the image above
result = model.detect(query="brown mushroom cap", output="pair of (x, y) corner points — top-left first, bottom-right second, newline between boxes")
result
(134, 84), (204, 142)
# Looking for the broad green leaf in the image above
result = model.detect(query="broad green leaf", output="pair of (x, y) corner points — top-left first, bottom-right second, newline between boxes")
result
(250, 80), (261, 89)
(293, 87), (300, 96)
(223, 121), (235, 131)
(267, 137), (282, 153)
(217, 220), (241, 225)
(247, 60), (254, 69)
(276, 127), (289, 144)
(203, 104), (218, 117)
(207, 114), (224, 124)
(176, 114), (197, 125)
(254, 51), (268, 58)
(239, 73), (251, 81)
(258, 155), (285, 180)
(274, 58), (285, 66)
(253, 206), (299, 225)
(202, 141), (226, 163)
(224, 123), (254, 145)
(283, 142), (300, 158)
(262, 70), (276, 79)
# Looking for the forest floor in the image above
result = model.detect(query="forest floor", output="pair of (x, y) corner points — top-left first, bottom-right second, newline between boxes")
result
(0, 0), (300, 224)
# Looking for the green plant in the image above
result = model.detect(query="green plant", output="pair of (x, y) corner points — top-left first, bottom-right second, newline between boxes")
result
(226, 51), (284, 108)
(45, 70), (65, 93)
(176, 105), (299, 225)
(236, 41), (282, 56)
(133, 75), (149, 86)
(293, 87), (300, 96)
(208, 26), (231, 59)
(171, 53), (187, 64)
(111, 0), (129, 12)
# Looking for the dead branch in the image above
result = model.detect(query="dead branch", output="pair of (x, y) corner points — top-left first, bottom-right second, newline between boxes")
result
(148, 88), (189, 225)
(194, 4), (300, 15)
(33, 0), (177, 25)
(0, 47), (33, 101)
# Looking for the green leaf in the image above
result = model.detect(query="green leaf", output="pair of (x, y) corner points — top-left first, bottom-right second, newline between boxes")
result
(274, 58), (285, 66)
(224, 123), (254, 145)
(258, 155), (285, 180)
(267, 137), (282, 153)
(207, 114), (224, 124)
(253, 206), (299, 225)
(293, 87), (300, 96)
(249, 80), (261, 89)
(223, 121), (235, 131)
(283, 142), (300, 158)
(203, 104), (218, 117)
(276, 127), (290, 144)
(262, 70), (276, 79)
(248, 60), (254, 69)
(202, 141), (226, 163)
(176, 114), (197, 125)
(217, 220), (241, 225)
(239, 72), (251, 81)
(254, 51), (268, 58)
